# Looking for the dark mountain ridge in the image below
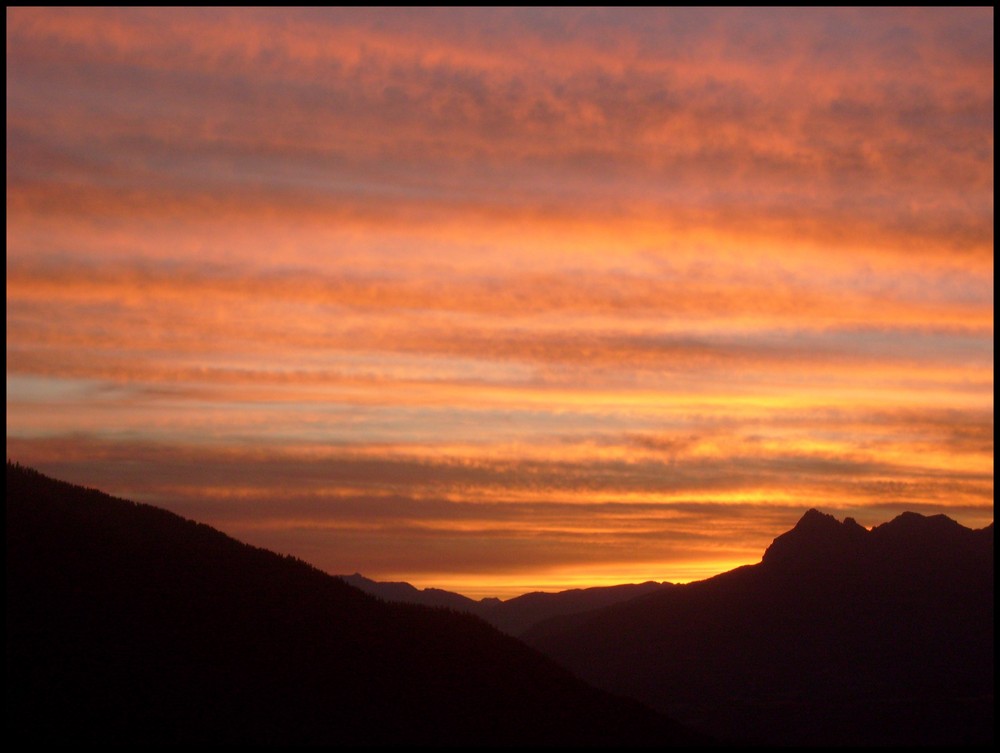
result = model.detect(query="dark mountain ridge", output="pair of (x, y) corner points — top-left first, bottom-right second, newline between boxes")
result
(763, 507), (993, 573)
(525, 508), (993, 746)
(339, 572), (673, 635)
(5, 462), (701, 746)
(339, 572), (483, 611)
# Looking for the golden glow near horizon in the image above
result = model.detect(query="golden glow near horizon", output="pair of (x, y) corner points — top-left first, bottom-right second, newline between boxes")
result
(6, 8), (993, 598)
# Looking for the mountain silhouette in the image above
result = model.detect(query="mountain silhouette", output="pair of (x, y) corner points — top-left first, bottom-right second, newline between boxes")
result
(339, 572), (484, 612)
(524, 508), (993, 746)
(340, 572), (672, 635)
(5, 462), (703, 746)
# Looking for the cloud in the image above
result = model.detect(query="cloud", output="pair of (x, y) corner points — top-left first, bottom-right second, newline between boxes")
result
(6, 8), (993, 595)
(8, 8), (993, 263)
(6, 430), (991, 594)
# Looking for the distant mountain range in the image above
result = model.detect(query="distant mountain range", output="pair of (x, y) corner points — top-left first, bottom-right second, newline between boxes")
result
(524, 508), (993, 746)
(339, 572), (672, 636)
(7, 462), (992, 746)
(5, 462), (701, 746)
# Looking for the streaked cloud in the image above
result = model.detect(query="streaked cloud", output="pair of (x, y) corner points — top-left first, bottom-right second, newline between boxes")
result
(6, 8), (992, 597)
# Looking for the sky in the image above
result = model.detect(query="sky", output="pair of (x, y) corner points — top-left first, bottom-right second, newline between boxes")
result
(6, 7), (994, 598)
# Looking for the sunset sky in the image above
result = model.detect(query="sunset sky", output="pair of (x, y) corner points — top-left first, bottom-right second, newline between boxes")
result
(6, 7), (993, 598)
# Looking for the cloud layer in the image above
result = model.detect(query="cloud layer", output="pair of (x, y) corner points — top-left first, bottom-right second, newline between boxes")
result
(7, 8), (993, 597)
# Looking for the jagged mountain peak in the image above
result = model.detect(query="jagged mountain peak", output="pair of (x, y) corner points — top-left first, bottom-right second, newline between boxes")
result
(760, 508), (990, 573)
(761, 509), (867, 567)
(792, 508), (866, 532)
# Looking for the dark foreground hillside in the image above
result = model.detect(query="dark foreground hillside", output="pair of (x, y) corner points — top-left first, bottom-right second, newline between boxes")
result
(526, 509), (994, 746)
(6, 463), (701, 746)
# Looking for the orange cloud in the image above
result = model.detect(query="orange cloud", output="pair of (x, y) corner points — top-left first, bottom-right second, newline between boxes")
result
(6, 432), (992, 596)
(8, 8), (993, 265)
(7, 8), (993, 595)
